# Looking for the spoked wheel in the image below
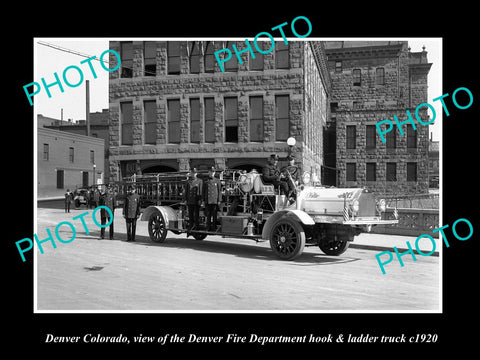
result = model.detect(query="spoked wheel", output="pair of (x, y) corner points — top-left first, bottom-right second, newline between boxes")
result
(192, 233), (207, 241)
(269, 218), (305, 260)
(148, 212), (167, 243)
(319, 238), (349, 255)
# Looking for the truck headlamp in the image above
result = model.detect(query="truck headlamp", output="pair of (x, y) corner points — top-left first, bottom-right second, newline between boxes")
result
(377, 198), (386, 212)
(302, 172), (311, 185)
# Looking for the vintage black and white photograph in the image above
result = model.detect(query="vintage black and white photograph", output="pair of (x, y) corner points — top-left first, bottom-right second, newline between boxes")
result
(33, 37), (442, 312)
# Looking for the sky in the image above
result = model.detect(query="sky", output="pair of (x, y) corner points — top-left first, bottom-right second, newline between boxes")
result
(33, 37), (442, 140)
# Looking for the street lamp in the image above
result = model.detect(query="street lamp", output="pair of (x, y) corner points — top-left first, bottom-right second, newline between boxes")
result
(92, 163), (96, 187)
(287, 137), (296, 157)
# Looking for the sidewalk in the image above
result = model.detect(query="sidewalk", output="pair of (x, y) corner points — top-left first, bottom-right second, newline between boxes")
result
(351, 232), (440, 256)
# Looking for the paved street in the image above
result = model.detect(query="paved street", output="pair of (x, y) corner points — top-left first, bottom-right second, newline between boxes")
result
(35, 205), (440, 311)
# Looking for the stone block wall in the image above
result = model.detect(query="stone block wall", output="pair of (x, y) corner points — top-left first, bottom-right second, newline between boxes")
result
(108, 40), (329, 181)
(325, 42), (432, 195)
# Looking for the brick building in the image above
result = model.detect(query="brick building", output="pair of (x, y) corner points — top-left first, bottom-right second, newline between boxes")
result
(41, 109), (111, 181)
(107, 40), (330, 181)
(323, 41), (432, 194)
(38, 127), (104, 198)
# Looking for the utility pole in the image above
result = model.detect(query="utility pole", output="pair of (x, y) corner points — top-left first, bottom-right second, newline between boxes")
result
(86, 80), (90, 137)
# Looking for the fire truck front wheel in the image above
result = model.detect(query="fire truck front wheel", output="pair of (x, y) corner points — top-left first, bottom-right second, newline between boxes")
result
(269, 218), (306, 260)
(148, 212), (168, 243)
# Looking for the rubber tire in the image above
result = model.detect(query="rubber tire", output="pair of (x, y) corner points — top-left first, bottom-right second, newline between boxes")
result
(193, 233), (207, 241)
(148, 212), (168, 243)
(269, 217), (305, 260)
(319, 238), (350, 256)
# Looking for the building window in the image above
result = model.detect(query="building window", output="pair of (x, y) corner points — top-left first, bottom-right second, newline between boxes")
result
(335, 61), (342, 73)
(249, 50), (263, 71)
(275, 95), (290, 141)
(346, 163), (356, 181)
(353, 69), (361, 86)
(204, 42), (215, 73)
(346, 125), (356, 149)
(167, 41), (181, 75)
(189, 42), (201, 74)
(56, 169), (64, 189)
(224, 97), (238, 142)
(121, 101), (133, 145)
(43, 143), (49, 161)
(167, 99), (181, 143)
(386, 162), (397, 182)
(275, 42), (289, 69)
(144, 42), (156, 76)
(366, 163), (376, 181)
(120, 42), (133, 78)
(82, 171), (89, 188)
(376, 67), (385, 85)
(224, 42), (238, 72)
(330, 102), (338, 113)
(204, 97), (215, 143)
(386, 128), (396, 149)
(69, 147), (74, 163)
(90, 150), (94, 164)
(249, 96), (264, 142)
(366, 125), (376, 149)
(407, 162), (417, 181)
(407, 124), (417, 148)
(144, 100), (157, 145)
(190, 98), (200, 143)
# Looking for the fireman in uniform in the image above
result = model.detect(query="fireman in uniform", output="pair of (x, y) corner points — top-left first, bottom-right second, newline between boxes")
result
(262, 154), (288, 195)
(185, 168), (203, 231)
(203, 167), (222, 231)
(64, 189), (72, 213)
(282, 155), (299, 200)
(99, 185), (116, 240)
(123, 185), (141, 242)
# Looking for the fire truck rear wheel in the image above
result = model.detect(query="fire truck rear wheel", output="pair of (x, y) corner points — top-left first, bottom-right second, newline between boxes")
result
(148, 212), (167, 243)
(269, 218), (305, 260)
(319, 237), (350, 256)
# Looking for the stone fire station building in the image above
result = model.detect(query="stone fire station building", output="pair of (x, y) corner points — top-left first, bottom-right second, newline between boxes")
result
(107, 40), (432, 195)
(107, 40), (330, 180)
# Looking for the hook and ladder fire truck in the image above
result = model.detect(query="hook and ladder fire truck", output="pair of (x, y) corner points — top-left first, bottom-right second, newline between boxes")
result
(113, 167), (398, 260)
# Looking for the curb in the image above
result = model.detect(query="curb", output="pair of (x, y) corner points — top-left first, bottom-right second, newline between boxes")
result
(350, 243), (439, 257)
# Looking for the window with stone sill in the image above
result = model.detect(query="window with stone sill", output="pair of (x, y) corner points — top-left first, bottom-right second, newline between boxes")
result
(353, 69), (361, 86)
(120, 42), (133, 78)
(407, 162), (417, 182)
(167, 99), (181, 143)
(167, 41), (181, 75)
(249, 96), (264, 142)
(386, 162), (397, 182)
(376, 67), (385, 85)
(366, 163), (376, 181)
(190, 98), (200, 143)
(346, 163), (356, 182)
(346, 125), (356, 149)
(144, 42), (156, 76)
(144, 100), (156, 145)
(204, 42), (215, 73)
(224, 97), (238, 142)
(204, 97), (215, 143)
(275, 42), (289, 69)
(189, 42), (201, 74)
(366, 125), (376, 149)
